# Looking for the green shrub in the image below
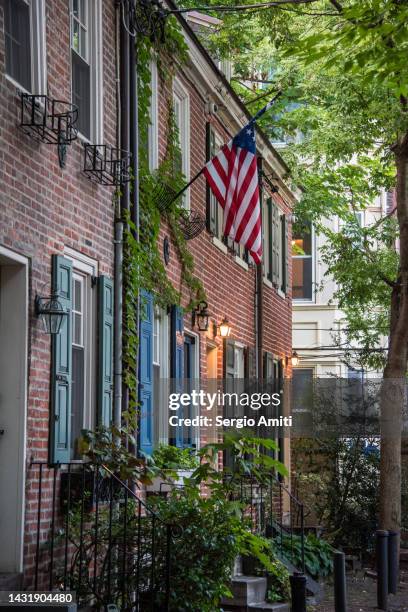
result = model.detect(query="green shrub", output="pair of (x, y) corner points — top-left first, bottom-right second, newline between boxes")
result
(280, 533), (334, 579)
(151, 443), (200, 470)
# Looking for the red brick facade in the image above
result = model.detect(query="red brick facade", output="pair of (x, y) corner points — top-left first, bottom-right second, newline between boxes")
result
(0, 0), (295, 586)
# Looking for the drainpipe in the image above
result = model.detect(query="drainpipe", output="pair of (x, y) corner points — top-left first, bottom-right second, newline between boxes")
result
(119, 0), (130, 421)
(256, 156), (264, 381)
(113, 1), (124, 429)
(129, 0), (140, 387)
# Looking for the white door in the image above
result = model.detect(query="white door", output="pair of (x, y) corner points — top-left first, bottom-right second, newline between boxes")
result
(0, 248), (28, 573)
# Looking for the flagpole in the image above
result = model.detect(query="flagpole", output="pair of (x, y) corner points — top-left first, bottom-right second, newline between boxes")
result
(166, 91), (282, 209)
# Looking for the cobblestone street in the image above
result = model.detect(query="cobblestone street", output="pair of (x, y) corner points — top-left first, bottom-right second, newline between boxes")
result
(312, 570), (408, 611)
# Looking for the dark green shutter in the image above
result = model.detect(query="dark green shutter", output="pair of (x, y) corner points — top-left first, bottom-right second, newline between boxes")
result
(245, 346), (256, 380)
(50, 255), (73, 464)
(272, 202), (279, 285)
(206, 122), (217, 234)
(98, 276), (114, 428)
(283, 215), (289, 294)
(224, 339), (236, 378)
(266, 198), (273, 280)
(263, 351), (274, 381)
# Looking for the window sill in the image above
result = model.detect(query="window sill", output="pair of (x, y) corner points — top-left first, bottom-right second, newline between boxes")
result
(5, 73), (31, 95)
(212, 236), (228, 254)
(234, 256), (249, 271)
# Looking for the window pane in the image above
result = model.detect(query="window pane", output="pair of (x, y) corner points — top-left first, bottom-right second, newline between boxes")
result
(292, 222), (312, 256)
(74, 278), (82, 311)
(71, 346), (85, 458)
(74, 313), (82, 346)
(4, 0), (32, 91)
(292, 257), (313, 300)
(72, 51), (91, 138)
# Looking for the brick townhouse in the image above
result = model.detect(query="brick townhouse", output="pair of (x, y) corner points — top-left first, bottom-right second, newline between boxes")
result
(0, 0), (297, 598)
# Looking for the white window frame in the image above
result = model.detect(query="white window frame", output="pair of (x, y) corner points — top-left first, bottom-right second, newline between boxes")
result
(292, 222), (315, 303)
(148, 58), (159, 171)
(4, 0), (47, 95)
(64, 248), (98, 438)
(234, 343), (245, 379)
(173, 78), (190, 209)
(69, 0), (103, 143)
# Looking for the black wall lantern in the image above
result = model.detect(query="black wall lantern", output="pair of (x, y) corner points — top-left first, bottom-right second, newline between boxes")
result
(192, 301), (210, 332)
(35, 293), (67, 335)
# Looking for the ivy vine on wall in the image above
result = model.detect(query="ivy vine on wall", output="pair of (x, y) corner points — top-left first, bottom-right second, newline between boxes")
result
(122, 16), (206, 421)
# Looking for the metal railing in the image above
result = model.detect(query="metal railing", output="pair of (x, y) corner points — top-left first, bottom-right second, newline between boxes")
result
(233, 475), (305, 573)
(27, 461), (173, 610)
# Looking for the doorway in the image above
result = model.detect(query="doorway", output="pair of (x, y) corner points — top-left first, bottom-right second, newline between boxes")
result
(0, 247), (28, 573)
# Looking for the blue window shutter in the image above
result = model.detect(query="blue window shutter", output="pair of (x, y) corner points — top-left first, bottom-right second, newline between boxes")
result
(139, 290), (154, 456)
(98, 276), (113, 428)
(50, 255), (73, 464)
(170, 305), (184, 447)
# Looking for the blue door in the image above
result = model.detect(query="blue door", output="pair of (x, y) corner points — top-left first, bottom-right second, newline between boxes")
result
(139, 290), (154, 456)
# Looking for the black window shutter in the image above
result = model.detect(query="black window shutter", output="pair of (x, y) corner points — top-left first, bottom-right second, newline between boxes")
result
(72, 50), (91, 139)
(206, 122), (217, 234)
(50, 255), (73, 464)
(98, 276), (114, 428)
(4, 0), (32, 91)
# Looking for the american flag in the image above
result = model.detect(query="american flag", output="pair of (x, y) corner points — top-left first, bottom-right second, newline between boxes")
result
(203, 95), (280, 264)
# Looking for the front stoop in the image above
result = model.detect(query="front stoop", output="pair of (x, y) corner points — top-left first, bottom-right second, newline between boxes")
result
(221, 576), (267, 608)
(248, 602), (290, 611)
(221, 576), (290, 612)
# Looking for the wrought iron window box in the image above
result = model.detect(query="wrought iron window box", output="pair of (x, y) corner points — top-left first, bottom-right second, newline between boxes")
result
(19, 93), (78, 167)
(83, 144), (132, 186)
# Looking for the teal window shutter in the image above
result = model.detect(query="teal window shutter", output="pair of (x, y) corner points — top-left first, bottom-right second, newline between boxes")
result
(139, 290), (154, 456)
(272, 202), (279, 286)
(170, 305), (184, 447)
(50, 255), (73, 464)
(98, 276), (114, 428)
(206, 122), (217, 235)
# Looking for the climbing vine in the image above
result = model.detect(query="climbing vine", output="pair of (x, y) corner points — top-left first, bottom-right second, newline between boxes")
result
(122, 16), (206, 418)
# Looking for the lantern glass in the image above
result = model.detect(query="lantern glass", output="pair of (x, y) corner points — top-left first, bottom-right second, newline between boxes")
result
(219, 317), (231, 338)
(197, 312), (209, 332)
(36, 295), (66, 335)
(291, 351), (299, 367)
(193, 301), (210, 332)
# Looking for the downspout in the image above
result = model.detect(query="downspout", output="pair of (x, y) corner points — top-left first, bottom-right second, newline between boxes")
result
(129, 0), (140, 389)
(119, 0), (130, 421)
(256, 156), (264, 380)
(113, 1), (123, 429)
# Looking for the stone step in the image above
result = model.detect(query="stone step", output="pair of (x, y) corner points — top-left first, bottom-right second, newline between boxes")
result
(249, 602), (290, 611)
(0, 573), (23, 590)
(222, 575), (267, 607)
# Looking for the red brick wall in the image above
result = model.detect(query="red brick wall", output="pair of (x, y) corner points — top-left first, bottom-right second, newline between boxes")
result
(156, 70), (293, 378)
(0, 0), (117, 583)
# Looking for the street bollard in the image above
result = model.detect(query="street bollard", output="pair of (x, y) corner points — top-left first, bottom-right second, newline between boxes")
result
(376, 530), (389, 610)
(388, 530), (399, 595)
(290, 571), (307, 612)
(333, 551), (347, 612)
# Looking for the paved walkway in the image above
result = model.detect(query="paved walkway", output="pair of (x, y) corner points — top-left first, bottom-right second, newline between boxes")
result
(312, 570), (408, 611)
